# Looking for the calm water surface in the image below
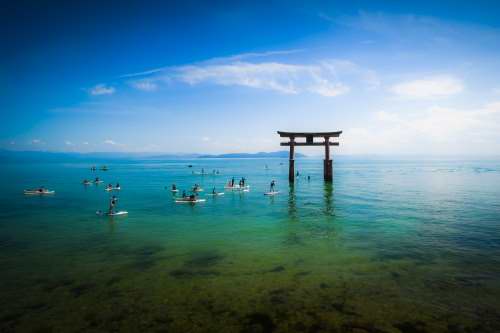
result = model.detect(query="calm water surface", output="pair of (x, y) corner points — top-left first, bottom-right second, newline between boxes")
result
(1, 158), (500, 332)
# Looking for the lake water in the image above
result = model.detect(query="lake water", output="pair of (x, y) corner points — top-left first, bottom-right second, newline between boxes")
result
(1, 157), (500, 332)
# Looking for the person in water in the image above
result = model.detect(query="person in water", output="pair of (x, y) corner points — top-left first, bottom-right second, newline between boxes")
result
(242, 177), (246, 187)
(231, 177), (235, 187)
(172, 184), (177, 191)
(212, 187), (216, 194)
(107, 183), (113, 189)
(189, 194), (196, 201)
(296, 171), (300, 177)
(116, 183), (120, 188)
(182, 190), (187, 198)
(307, 175), (311, 181)
(270, 180), (276, 192)
(95, 177), (100, 183)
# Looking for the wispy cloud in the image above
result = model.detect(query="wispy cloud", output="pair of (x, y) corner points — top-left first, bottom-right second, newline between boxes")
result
(31, 139), (43, 145)
(120, 49), (304, 79)
(124, 55), (376, 97)
(89, 84), (115, 96)
(344, 101), (500, 154)
(390, 75), (463, 99)
(130, 80), (158, 91)
(103, 139), (117, 145)
(65, 140), (73, 146)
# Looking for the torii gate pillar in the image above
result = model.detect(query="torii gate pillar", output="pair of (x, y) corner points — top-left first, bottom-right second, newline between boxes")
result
(278, 131), (342, 183)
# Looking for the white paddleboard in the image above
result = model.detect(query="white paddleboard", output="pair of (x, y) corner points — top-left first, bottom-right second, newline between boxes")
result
(24, 190), (55, 195)
(171, 189), (179, 192)
(193, 188), (204, 192)
(264, 191), (279, 196)
(94, 180), (104, 184)
(206, 192), (224, 196)
(175, 199), (206, 203)
(96, 211), (128, 216)
(105, 187), (121, 191)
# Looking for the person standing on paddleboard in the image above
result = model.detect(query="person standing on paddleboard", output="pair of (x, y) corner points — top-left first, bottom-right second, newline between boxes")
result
(270, 180), (276, 192)
(109, 195), (117, 214)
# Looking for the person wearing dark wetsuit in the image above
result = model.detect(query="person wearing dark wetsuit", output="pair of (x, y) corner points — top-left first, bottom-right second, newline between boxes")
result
(270, 180), (276, 192)
(109, 196), (117, 214)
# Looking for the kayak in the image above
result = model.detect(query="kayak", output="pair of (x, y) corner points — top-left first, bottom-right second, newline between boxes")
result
(24, 190), (55, 195)
(264, 191), (279, 196)
(175, 199), (206, 203)
(96, 210), (128, 216)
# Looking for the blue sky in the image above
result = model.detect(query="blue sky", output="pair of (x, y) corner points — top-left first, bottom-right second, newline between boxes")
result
(2, 0), (500, 154)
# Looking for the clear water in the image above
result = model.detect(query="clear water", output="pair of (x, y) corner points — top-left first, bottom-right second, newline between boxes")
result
(1, 158), (500, 332)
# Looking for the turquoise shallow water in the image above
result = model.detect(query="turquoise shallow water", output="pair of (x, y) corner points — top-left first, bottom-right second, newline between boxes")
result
(1, 157), (500, 332)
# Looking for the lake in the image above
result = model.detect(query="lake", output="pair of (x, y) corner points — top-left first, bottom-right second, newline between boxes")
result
(1, 157), (500, 332)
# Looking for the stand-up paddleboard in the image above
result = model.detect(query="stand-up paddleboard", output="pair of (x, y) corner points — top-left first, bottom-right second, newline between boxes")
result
(105, 187), (121, 192)
(83, 182), (91, 186)
(175, 198), (206, 203)
(171, 189), (179, 192)
(94, 180), (104, 184)
(193, 188), (204, 192)
(206, 192), (224, 196)
(224, 185), (250, 190)
(264, 191), (279, 196)
(96, 210), (128, 216)
(24, 190), (55, 195)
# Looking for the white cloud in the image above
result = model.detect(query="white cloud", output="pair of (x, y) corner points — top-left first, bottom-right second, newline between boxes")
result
(120, 53), (378, 97)
(65, 141), (73, 146)
(83, 141), (89, 145)
(103, 139), (117, 145)
(89, 84), (115, 96)
(344, 101), (500, 154)
(130, 80), (158, 92)
(201, 137), (211, 142)
(31, 139), (42, 144)
(390, 75), (463, 99)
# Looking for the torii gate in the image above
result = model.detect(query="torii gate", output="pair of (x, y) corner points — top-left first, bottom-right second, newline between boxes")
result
(278, 131), (342, 182)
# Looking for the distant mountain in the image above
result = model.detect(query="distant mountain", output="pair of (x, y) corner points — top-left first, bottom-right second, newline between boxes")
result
(0, 150), (303, 162)
(198, 151), (305, 158)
